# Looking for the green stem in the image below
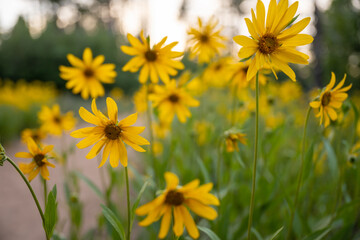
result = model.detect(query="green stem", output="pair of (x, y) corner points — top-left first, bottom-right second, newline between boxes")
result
(287, 107), (311, 240)
(145, 84), (157, 181)
(6, 157), (49, 240)
(43, 178), (48, 205)
(230, 85), (238, 127)
(216, 139), (223, 200)
(247, 72), (259, 240)
(125, 166), (131, 240)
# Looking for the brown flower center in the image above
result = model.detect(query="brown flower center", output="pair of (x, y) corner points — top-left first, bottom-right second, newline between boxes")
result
(84, 68), (94, 78)
(258, 34), (279, 54)
(321, 92), (331, 106)
(53, 116), (61, 124)
(145, 50), (158, 62)
(105, 124), (122, 140)
(32, 134), (40, 142)
(165, 190), (184, 206)
(214, 64), (223, 71)
(168, 94), (180, 103)
(34, 154), (45, 167)
(200, 34), (209, 43)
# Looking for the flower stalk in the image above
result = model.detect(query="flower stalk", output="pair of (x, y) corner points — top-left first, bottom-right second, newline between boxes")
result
(247, 72), (259, 240)
(125, 166), (131, 240)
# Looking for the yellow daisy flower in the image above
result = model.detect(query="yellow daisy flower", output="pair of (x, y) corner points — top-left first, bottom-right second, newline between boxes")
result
(133, 84), (156, 113)
(187, 17), (227, 63)
(203, 57), (234, 88)
(136, 172), (219, 239)
(121, 31), (184, 84)
(71, 97), (149, 168)
(224, 132), (247, 152)
(310, 72), (352, 128)
(21, 128), (47, 144)
(59, 48), (116, 99)
(15, 138), (55, 182)
(149, 80), (200, 124)
(38, 104), (76, 136)
(233, 0), (313, 81)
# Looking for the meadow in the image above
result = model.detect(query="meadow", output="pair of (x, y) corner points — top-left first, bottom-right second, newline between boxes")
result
(0, 0), (360, 239)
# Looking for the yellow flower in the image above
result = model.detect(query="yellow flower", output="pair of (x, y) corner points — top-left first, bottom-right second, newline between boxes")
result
(15, 138), (55, 182)
(21, 128), (47, 144)
(149, 80), (200, 124)
(59, 48), (117, 99)
(38, 104), (76, 136)
(121, 31), (184, 84)
(348, 141), (360, 167)
(153, 121), (171, 139)
(136, 172), (219, 239)
(233, 0), (313, 81)
(133, 84), (156, 113)
(194, 121), (212, 146)
(225, 132), (247, 152)
(110, 87), (124, 100)
(152, 141), (163, 156)
(187, 17), (227, 63)
(71, 97), (149, 168)
(203, 57), (234, 87)
(310, 73), (352, 128)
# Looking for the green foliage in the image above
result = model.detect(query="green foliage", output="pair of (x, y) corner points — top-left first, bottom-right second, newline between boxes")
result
(101, 204), (126, 240)
(44, 185), (58, 239)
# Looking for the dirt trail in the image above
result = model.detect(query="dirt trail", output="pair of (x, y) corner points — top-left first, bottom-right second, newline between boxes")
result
(0, 128), (143, 240)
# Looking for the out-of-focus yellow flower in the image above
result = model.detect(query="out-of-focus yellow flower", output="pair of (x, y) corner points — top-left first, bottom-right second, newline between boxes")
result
(310, 73), (352, 128)
(152, 141), (163, 156)
(185, 76), (208, 96)
(0, 80), (57, 110)
(277, 81), (302, 104)
(194, 121), (212, 146)
(233, 0), (313, 81)
(38, 104), (76, 136)
(71, 98), (149, 168)
(153, 121), (171, 139)
(110, 87), (124, 100)
(224, 130), (247, 152)
(133, 84), (156, 113)
(21, 128), (47, 144)
(15, 138), (55, 182)
(121, 31), (184, 84)
(136, 172), (219, 239)
(59, 48), (117, 100)
(187, 17), (226, 64)
(149, 80), (200, 124)
(265, 113), (285, 129)
(348, 141), (360, 167)
(203, 57), (234, 88)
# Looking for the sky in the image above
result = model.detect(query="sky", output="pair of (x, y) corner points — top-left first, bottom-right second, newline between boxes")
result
(0, 0), (333, 53)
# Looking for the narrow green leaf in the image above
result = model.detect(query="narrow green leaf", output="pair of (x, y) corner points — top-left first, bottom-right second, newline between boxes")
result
(251, 227), (264, 240)
(269, 226), (284, 240)
(130, 180), (150, 229)
(285, 14), (300, 28)
(195, 156), (211, 183)
(44, 185), (58, 238)
(322, 138), (338, 177)
(197, 226), (221, 240)
(101, 204), (126, 240)
(74, 171), (104, 200)
(302, 227), (331, 240)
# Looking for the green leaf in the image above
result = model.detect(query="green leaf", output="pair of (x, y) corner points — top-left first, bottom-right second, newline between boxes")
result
(302, 227), (331, 240)
(269, 226), (284, 240)
(101, 204), (126, 240)
(74, 171), (104, 200)
(195, 155), (211, 183)
(322, 138), (338, 177)
(44, 185), (58, 238)
(197, 226), (221, 240)
(130, 180), (150, 229)
(285, 14), (300, 28)
(251, 227), (264, 240)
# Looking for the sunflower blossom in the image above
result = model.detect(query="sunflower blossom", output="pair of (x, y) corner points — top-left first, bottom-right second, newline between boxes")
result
(149, 80), (200, 124)
(15, 138), (55, 182)
(233, 0), (313, 81)
(310, 72), (352, 128)
(38, 104), (76, 136)
(121, 31), (184, 84)
(187, 17), (227, 63)
(21, 128), (47, 144)
(136, 172), (219, 239)
(59, 48), (117, 99)
(71, 97), (149, 168)
(224, 130), (247, 152)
